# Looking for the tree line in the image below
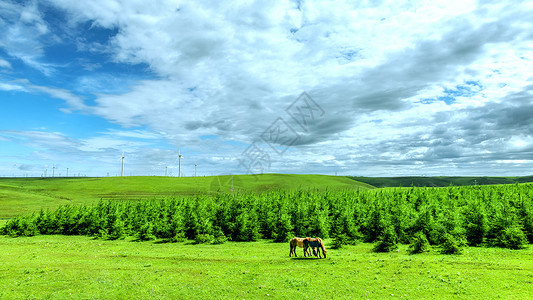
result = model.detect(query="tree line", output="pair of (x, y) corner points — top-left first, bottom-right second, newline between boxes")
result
(2, 184), (532, 252)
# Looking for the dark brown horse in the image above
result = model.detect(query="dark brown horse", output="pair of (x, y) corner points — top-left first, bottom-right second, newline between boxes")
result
(303, 237), (327, 258)
(289, 237), (315, 257)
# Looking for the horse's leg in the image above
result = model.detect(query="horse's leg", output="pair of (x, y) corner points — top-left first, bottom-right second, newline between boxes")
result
(290, 244), (296, 257)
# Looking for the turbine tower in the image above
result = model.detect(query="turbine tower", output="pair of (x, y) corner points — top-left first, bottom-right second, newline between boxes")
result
(178, 148), (183, 177)
(121, 152), (125, 176)
(194, 162), (197, 177)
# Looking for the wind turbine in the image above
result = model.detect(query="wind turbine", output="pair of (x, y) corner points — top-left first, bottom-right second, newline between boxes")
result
(121, 152), (125, 176)
(177, 148), (183, 177)
(194, 162), (197, 177)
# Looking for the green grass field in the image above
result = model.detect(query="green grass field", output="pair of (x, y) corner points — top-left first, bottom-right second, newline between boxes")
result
(1, 235), (531, 299)
(350, 175), (533, 188)
(3, 174), (533, 299)
(0, 174), (373, 218)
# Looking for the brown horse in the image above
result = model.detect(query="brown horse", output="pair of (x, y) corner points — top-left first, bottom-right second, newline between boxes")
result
(289, 237), (317, 257)
(303, 237), (327, 258)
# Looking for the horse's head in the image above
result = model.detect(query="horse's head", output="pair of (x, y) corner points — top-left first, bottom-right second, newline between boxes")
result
(318, 238), (327, 258)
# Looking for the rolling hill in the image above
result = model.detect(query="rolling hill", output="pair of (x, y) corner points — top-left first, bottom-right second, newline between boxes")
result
(0, 174), (373, 218)
(349, 175), (533, 188)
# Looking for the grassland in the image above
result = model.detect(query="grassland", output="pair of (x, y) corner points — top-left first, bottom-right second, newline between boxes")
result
(0, 174), (373, 218)
(1, 235), (531, 299)
(350, 175), (533, 188)
(2, 175), (533, 299)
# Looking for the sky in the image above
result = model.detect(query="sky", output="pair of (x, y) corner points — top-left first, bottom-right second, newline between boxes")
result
(1, 0), (533, 177)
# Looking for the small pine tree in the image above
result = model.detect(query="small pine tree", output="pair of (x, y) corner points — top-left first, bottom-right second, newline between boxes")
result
(107, 218), (126, 240)
(194, 233), (214, 244)
(331, 233), (348, 249)
(3, 217), (38, 237)
(408, 232), (430, 254)
(137, 222), (156, 241)
(463, 201), (488, 246)
(440, 233), (466, 255)
(519, 204), (533, 243)
(166, 213), (185, 242)
(373, 226), (398, 252)
(212, 228), (227, 244)
(273, 212), (293, 243)
(496, 226), (528, 250)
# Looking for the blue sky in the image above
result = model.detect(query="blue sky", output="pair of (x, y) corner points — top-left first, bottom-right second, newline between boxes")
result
(1, 0), (533, 177)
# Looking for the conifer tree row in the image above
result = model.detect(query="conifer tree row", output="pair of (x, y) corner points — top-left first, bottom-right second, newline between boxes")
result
(2, 184), (533, 249)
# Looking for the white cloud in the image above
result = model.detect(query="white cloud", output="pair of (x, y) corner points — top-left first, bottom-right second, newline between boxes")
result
(0, 1), (57, 75)
(0, 58), (11, 69)
(0, 82), (24, 91)
(2, 0), (533, 176)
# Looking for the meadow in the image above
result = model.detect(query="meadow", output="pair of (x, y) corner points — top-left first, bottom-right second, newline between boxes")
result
(350, 175), (533, 188)
(1, 235), (532, 299)
(0, 174), (372, 218)
(1, 175), (533, 298)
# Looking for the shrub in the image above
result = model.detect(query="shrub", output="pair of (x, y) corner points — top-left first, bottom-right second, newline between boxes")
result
(107, 218), (126, 240)
(212, 235), (227, 245)
(495, 226), (528, 250)
(211, 228), (227, 244)
(137, 222), (156, 241)
(408, 232), (430, 254)
(440, 233), (466, 255)
(463, 202), (488, 246)
(168, 232), (185, 243)
(194, 233), (214, 244)
(2, 217), (38, 237)
(331, 233), (348, 249)
(373, 226), (398, 253)
(273, 213), (293, 243)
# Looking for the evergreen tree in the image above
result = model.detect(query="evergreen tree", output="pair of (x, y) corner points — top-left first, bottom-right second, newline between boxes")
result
(273, 212), (293, 242)
(408, 231), (430, 254)
(463, 200), (488, 246)
(495, 226), (528, 249)
(373, 226), (398, 252)
(440, 233), (466, 254)
(137, 221), (156, 241)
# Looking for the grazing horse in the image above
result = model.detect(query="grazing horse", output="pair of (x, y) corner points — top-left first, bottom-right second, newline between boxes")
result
(289, 237), (316, 257)
(303, 237), (327, 259)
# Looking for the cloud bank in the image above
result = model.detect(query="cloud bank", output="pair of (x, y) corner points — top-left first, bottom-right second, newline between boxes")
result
(1, 0), (533, 176)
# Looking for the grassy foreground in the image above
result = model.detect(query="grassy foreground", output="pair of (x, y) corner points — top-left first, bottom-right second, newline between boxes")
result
(1, 235), (532, 299)
(0, 174), (373, 218)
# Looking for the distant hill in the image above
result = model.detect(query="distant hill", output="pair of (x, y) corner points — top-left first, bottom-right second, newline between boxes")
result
(348, 176), (533, 188)
(0, 174), (372, 218)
